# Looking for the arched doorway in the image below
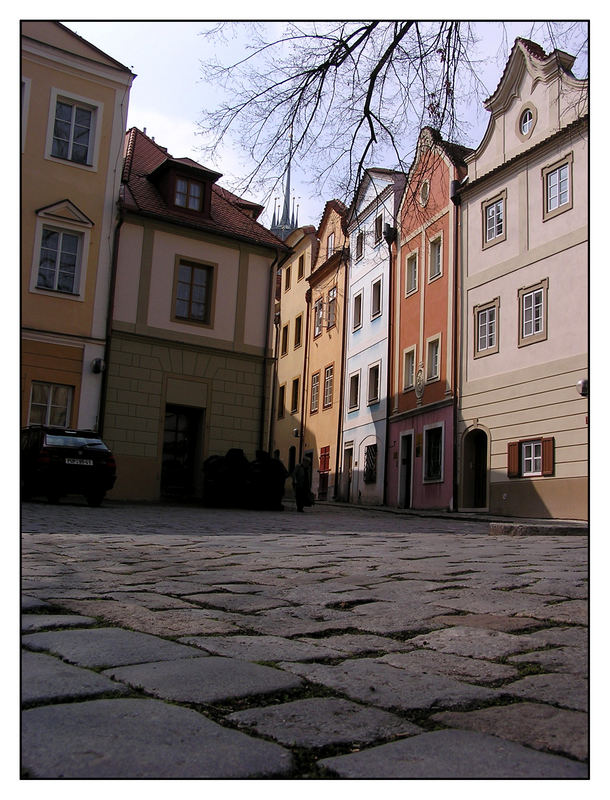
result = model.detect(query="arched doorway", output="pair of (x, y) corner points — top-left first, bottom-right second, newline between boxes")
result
(462, 428), (488, 508)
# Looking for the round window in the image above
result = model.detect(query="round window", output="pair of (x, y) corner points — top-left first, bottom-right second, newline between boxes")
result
(420, 180), (430, 206)
(520, 108), (534, 136)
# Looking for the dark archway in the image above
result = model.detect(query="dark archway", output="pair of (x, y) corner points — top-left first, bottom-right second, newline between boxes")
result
(462, 428), (488, 508)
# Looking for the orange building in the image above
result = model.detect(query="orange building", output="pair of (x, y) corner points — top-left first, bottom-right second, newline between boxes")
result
(386, 128), (470, 509)
(21, 22), (134, 430)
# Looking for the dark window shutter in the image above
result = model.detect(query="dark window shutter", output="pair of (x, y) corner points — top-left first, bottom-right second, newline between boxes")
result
(541, 437), (555, 476)
(507, 442), (520, 477)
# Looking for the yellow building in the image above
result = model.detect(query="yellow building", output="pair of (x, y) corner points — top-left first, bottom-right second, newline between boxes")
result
(21, 22), (134, 429)
(302, 201), (348, 499)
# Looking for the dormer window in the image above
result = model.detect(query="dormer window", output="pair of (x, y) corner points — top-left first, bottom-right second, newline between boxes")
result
(175, 177), (203, 211)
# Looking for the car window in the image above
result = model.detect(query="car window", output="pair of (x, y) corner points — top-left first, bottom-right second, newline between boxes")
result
(44, 435), (108, 449)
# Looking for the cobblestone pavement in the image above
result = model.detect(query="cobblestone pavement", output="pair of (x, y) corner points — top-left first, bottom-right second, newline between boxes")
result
(21, 499), (589, 779)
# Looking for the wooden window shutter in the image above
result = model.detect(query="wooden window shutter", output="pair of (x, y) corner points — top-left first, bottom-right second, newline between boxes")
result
(541, 437), (555, 476)
(507, 442), (520, 477)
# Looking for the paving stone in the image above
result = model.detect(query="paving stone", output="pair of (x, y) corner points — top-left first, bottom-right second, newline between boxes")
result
(21, 698), (292, 778)
(228, 697), (420, 748)
(432, 588), (560, 616)
(178, 634), (344, 661)
(106, 591), (199, 609)
(21, 613), (97, 632)
(377, 649), (518, 684)
(183, 592), (289, 612)
(297, 633), (415, 655)
(431, 702), (588, 761)
(22, 627), (201, 668)
(278, 659), (497, 711)
(407, 626), (536, 659)
(21, 595), (53, 611)
(518, 599), (588, 625)
(318, 729), (588, 778)
(522, 625), (588, 649)
(504, 673), (588, 711)
(508, 646), (587, 675)
(21, 650), (130, 705)
(103, 656), (304, 704)
(425, 613), (543, 633)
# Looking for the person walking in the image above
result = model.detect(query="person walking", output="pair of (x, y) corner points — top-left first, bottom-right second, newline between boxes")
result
(292, 456), (312, 512)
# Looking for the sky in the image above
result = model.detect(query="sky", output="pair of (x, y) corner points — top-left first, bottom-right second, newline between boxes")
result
(58, 17), (588, 230)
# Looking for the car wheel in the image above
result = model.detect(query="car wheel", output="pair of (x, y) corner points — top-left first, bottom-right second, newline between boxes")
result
(86, 491), (105, 507)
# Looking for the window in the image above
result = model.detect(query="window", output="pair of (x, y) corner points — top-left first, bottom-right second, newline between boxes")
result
(51, 98), (93, 164)
(371, 278), (382, 318)
(327, 287), (337, 329)
(543, 154), (573, 220)
(174, 261), (213, 324)
(518, 279), (548, 347)
(355, 231), (364, 260)
(474, 299), (500, 357)
(363, 443), (377, 484)
(353, 292), (363, 331)
(297, 254), (305, 281)
(284, 264), (291, 292)
(426, 336), (440, 381)
(429, 237), (442, 280)
(294, 314), (303, 349)
(420, 180), (430, 206)
(423, 425), (443, 482)
(348, 372), (360, 411)
(374, 214), (383, 244)
(310, 372), (320, 413)
(314, 298), (323, 337)
(323, 365), (334, 408)
(406, 253), (418, 295)
(175, 177), (203, 211)
(277, 385), (285, 419)
(281, 323), (289, 356)
(508, 438), (554, 478)
(403, 347), (416, 390)
(520, 109), (533, 136)
(482, 190), (507, 248)
(327, 232), (335, 259)
(29, 382), (73, 426)
(36, 227), (81, 294)
(291, 378), (300, 414)
(367, 363), (380, 405)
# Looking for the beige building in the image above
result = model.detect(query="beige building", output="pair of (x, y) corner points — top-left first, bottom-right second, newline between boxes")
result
(271, 226), (319, 476)
(301, 201), (348, 499)
(457, 39), (588, 519)
(103, 128), (289, 500)
(21, 22), (134, 429)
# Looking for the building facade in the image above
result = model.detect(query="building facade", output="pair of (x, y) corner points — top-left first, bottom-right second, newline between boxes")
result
(387, 128), (470, 510)
(457, 39), (588, 520)
(340, 169), (406, 505)
(21, 21), (134, 430)
(301, 201), (348, 500)
(103, 128), (289, 500)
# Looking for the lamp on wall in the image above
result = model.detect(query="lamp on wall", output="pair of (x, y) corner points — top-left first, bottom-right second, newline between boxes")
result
(576, 378), (588, 397)
(91, 358), (105, 374)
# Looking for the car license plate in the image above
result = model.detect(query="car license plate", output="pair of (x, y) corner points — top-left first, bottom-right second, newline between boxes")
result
(65, 458), (93, 466)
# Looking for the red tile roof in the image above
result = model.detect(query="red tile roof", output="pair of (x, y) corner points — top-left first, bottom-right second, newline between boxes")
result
(120, 128), (289, 252)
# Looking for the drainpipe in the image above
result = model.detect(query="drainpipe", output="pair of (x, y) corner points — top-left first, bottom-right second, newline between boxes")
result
(268, 309), (281, 453)
(450, 178), (461, 511)
(298, 286), (312, 462)
(98, 208), (123, 437)
(333, 249), (349, 499)
(261, 250), (284, 453)
(382, 222), (397, 506)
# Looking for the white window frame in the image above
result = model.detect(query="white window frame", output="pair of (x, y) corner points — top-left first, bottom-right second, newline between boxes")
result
(402, 346), (416, 391)
(522, 440), (542, 476)
(355, 230), (364, 261)
(310, 371), (320, 414)
(327, 231), (335, 259)
(323, 364), (334, 408)
(348, 370), (360, 411)
(474, 298), (500, 358)
(518, 279), (548, 347)
(371, 277), (382, 319)
(405, 251), (418, 295)
(352, 290), (363, 331)
(28, 381), (73, 427)
(327, 286), (337, 329)
(425, 334), (441, 382)
(30, 212), (92, 302)
(374, 213), (383, 245)
(543, 154), (573, 221)
(428, 235), (442, 281)
(423, 422), (444, 483)
(367, 361), (381, 405)
(45, 88), (103, 171)
(313, 298), (324, 338)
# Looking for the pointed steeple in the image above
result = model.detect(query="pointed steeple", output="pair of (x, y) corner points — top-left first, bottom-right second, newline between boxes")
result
(270, 130), (299, 241)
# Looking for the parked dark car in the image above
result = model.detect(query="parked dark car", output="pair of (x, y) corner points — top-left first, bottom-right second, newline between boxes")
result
(21, 426), (116, 506)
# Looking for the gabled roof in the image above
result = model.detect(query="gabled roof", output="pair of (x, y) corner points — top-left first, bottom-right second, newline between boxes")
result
(120, 128), (289, 252)
(316, 199), (347, 238)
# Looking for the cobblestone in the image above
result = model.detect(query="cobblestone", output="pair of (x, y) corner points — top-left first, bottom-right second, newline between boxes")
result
(21, 499), (588, 779)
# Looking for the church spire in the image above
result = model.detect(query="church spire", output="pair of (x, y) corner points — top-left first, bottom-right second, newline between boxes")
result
(270, 130), (298, 241)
